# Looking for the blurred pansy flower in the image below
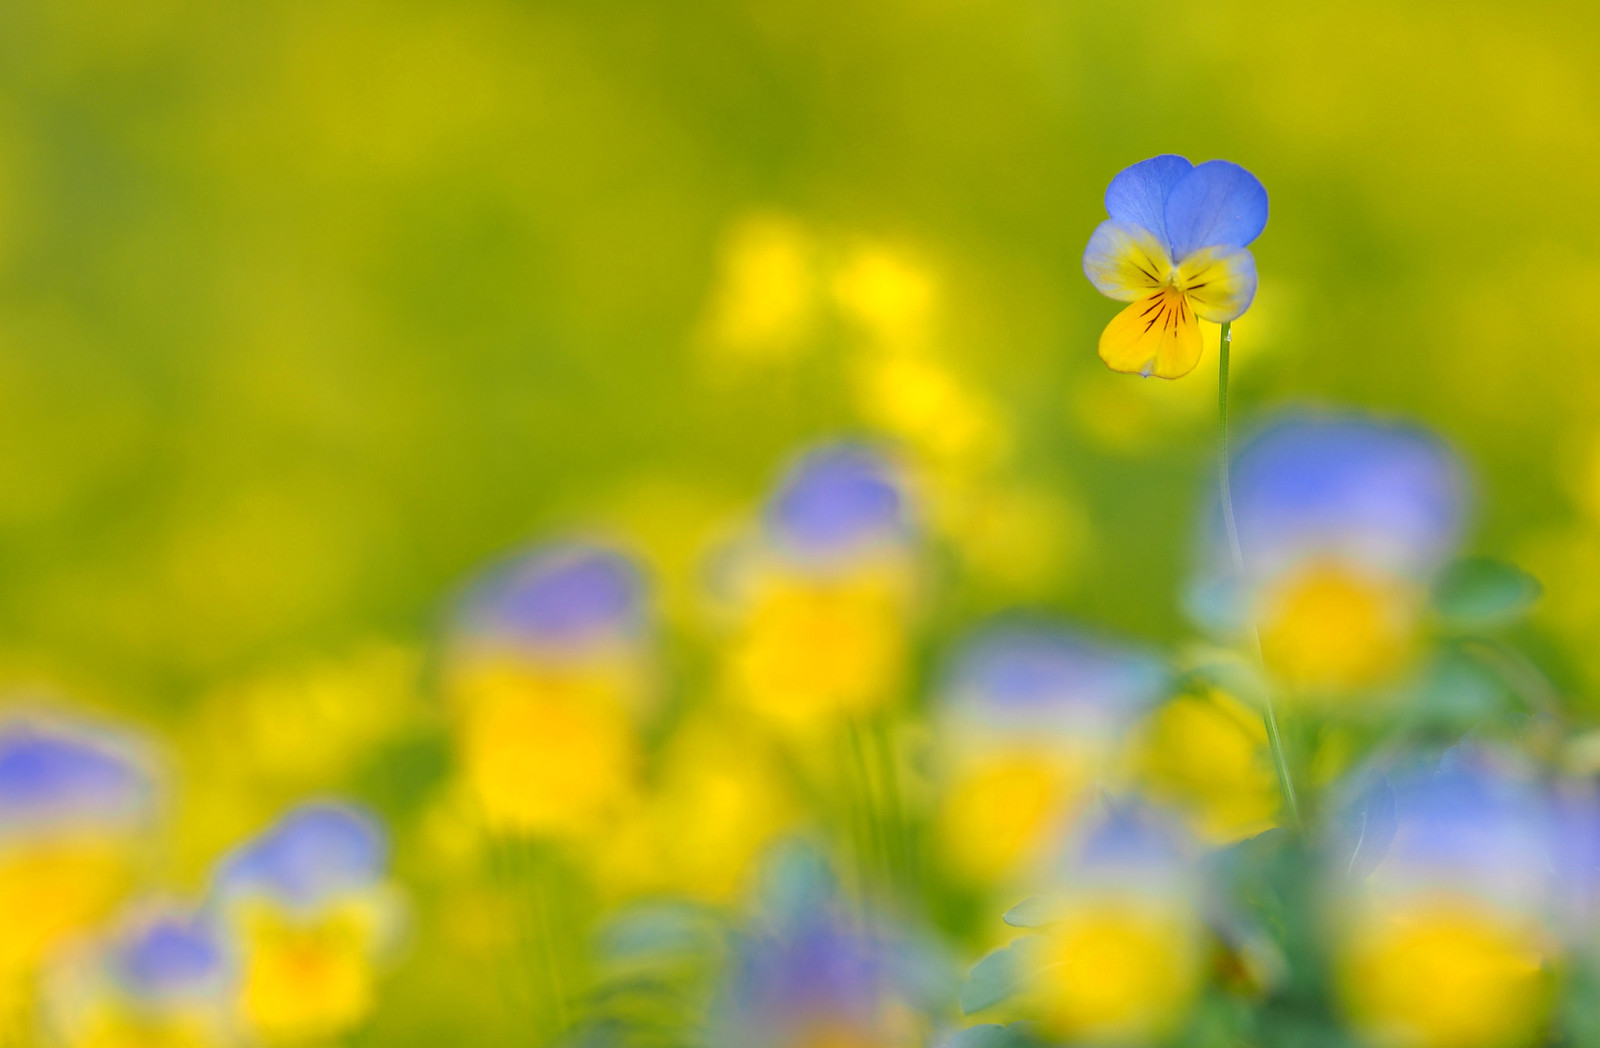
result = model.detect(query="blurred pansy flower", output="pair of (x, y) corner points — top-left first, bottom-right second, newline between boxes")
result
(1334, 756), (1556, 1048)
(699, 213), (819, 366)
(723, 443), (919, 731)
(447, 541), (652, 836)
(214, 802), (401, 1044)
(0, 712), (159, 978)
(763, 443), (915, 571)
(46, 903), (234, 1048)
(1130, 688), (1279, 844)
(1001, 804), (1205, 1043)
(713, 847), (934, 1048)
(1083, 155), (1267, 379)
(934, 624), (1170, 884)
(1193, 412), (1471, 696)
(451, 542), (648, 666)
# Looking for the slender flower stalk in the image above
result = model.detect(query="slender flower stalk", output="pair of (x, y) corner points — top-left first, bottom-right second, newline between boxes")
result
(1217, 322), (1302, 829)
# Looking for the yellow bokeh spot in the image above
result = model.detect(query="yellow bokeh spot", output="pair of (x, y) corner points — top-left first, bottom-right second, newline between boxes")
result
(64, 1010), (217, 1048)
(832, 245), (937, 350)
(1035, 902), (1201, 1043)
(1338, 900), (1549, 1048)
(0, 842), (136, 974)
(192, 643), (419, 789)
(938, 751), (1084, 885)
(455, 666), (640, 837)
(236, 902), (379, 1043)
(727, 574), (909, 731)
(1132, 690), (1279, 844)
(701, 214), (818, 366)
(1256, 562), (1420, 696)
(853, 352), (1008, 475)
(593, 716), (797, 903)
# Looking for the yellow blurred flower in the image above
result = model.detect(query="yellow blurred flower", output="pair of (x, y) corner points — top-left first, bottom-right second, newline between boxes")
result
(454, 664), (640, 838)
(59, 1015), (216, 1048)
(0, 843), (140, 975)
(1338, 898), (1549, 1048)
(934, 625), (1169, 886)
(0, 713), (158, 990)
(1255, 561), (1422, 698)
(1131, 689), (1279, 844)
(235, 899), (381, 1043)
(937, 748), (1085, 884)
(851, 352), (1008, 477)
(700, 213), (819, 366)
(1013, 807), (1204, 1043)
(726, 570), (911, 732)
(832, 244), (937, 350)
(215, 803), (399, 1044)
(1034, 900), (1203, 1044)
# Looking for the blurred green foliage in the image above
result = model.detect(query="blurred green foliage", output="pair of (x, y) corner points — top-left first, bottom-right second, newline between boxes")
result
(2, 0), (1597, 702)
(2, 2), (1600, 1043)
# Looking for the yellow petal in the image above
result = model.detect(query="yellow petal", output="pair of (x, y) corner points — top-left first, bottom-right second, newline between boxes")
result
(1083, 221), (1174, 302)
(1177, 245), (1257, 323)
(1097, 289), (1203, 380)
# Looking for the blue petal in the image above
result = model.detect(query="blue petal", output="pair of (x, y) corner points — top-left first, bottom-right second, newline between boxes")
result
(1164, 160), (1268, 259)
(942, 623), (1169, 727)
(114, 910), (230, 1001)
(1104, 155), (1193, 252)
(1203, 412), (1469, 597)
(216, 802), (387, 908)
(1379, 753), (1553, 889)
(0, 719), (154, 830)
(458, 543), (646, 652)
(1069, 802), (1189, 876)
(766, 443), (911, 563)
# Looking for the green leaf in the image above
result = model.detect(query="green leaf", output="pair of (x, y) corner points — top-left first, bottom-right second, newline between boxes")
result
(1433, 557), (1541, 628)
(1411, 648), (1509, 729)
(960, 939), (1036, 1015)
(1001, 897), (1059, 928)
(941, 1023), (1030, 1048)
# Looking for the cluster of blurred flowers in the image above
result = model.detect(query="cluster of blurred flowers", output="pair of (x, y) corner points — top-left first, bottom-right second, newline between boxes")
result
(0, 719), (398, 1048)
(7, 404), (1587, 1048)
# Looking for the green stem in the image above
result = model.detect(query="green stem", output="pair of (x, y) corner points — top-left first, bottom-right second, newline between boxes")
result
(1218, 321), (1302, 830)
(845, 718), (890, 899)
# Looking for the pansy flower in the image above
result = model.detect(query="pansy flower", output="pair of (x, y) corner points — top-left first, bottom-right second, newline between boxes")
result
(1190, 411), (1470, 695)
(447, 541), (653, 836)
(722, 442), (919, 730)
(0, 713), (159, 978)
(763, 442), (914, 571)
(1083, 155), (1268, 379)
(452, 542), (648, 665)
(1333, 754), (1556, 1048)
(712, 846), (933, 1048)
(997, 804), (1205, 1044)
(213, 802), (401, 1043)
(45, 903), (235, 1048)
(214, 802), (389, 912)
(934, 623), (1169, 883)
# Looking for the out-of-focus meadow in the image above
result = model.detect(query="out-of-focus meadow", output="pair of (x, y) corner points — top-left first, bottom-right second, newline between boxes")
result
(3, 0), (1600, 1046)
